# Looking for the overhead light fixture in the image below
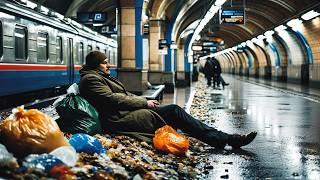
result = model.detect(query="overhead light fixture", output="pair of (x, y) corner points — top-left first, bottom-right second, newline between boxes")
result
(251, 37), (258, 43)
(232, 47), (237, 51)
(274, 25), (287, 32)
(215, 0), (226, 6)
(246, 40), (254, 46)
(241, 42), (247, 47)
(257, 35), (265, 40)
(301, 10), (320, 20)
(264, 30), (274, 37)
(287, 18), (302, 27)
(192, 45), (202, 51)
(93, 23), (104, 26)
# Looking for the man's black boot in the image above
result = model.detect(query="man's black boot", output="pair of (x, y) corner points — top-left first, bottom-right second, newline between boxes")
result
(228, 131), (257, 149)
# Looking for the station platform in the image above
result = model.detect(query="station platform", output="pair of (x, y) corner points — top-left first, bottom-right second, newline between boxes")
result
(161, 74), (320, 179)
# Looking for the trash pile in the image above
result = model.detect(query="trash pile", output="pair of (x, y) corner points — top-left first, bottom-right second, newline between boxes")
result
(0, 81), (219, 179)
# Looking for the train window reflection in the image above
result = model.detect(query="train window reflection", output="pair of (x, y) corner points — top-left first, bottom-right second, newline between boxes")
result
(56, 36), (63, 64)
(37, 32), (48, 62)
(88, 45), (92, 52)
(79, 42), (84, 64)
(14, 25), (27, 61)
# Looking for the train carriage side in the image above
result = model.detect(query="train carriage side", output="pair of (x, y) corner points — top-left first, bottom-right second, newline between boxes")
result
(0, 8), (76, 98)
(0, 1), (117, 108)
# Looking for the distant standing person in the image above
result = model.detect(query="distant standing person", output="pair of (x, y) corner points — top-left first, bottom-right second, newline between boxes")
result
(211, 57), (229, 89)
(203, 57), (229, 89)
(203, 57), (215, 87)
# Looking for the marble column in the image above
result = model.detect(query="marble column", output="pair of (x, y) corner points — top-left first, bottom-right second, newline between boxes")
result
(117, 0), (148, 94)
(148, 19), (165, 84)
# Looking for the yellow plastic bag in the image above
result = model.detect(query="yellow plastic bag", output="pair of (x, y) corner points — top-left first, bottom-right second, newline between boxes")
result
(153, 125), (189, 155)
(0, 106), (70, 157)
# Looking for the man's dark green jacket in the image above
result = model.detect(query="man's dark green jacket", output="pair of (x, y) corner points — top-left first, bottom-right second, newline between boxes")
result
(79, 67), (164, 133)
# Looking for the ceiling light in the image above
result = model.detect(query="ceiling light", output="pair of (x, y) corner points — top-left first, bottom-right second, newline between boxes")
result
(215, 0), (226, 6)
(287, 18), (302, 27)
(241, 42), (246, 47)
(274, 25), (287, 32)
(264, 30), (274, 37)
(257, 35), (265, 40)
(246, 40), (254, 46)
(93, 23), (104, 26)
(251, 37), (258, 43)
(301, 10), (320, 20)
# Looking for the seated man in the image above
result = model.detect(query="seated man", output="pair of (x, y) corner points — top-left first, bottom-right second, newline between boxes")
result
(79, 51), (257, 149)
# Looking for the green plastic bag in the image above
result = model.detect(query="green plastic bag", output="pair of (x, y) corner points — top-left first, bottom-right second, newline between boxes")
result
(55, 94), (102, 135)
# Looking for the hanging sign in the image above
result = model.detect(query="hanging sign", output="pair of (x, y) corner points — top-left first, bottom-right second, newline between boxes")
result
(220, 8), (245, 24)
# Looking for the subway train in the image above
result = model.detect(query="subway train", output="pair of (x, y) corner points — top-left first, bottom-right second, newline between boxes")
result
(0, 0), (118, 109)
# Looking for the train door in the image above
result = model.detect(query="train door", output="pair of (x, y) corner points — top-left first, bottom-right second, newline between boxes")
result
(67, 38), (74, 83)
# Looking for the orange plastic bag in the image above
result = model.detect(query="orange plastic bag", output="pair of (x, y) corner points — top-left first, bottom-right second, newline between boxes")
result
(0, 106), (70, 157)
(153, 125), (189, 155)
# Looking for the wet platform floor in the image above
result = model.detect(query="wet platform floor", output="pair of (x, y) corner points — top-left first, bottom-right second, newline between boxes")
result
(164, 75), (320, 179)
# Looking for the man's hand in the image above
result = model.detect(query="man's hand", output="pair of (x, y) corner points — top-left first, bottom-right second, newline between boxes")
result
(147, 100), (160, 109)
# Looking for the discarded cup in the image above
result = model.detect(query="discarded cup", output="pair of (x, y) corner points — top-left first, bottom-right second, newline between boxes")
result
(50, 146), (78, 167)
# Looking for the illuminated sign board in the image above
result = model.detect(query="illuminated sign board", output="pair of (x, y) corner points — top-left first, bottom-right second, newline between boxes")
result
(220, 9), (245, 24)
(77, 12), (107, 23)
(158, 39), (168, 49)
(101, 26), (117, 34)
(192, 45), (202, 51)
(202, 42), (216, 47)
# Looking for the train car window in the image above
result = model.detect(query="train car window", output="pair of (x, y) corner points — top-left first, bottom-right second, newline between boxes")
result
(14, 25), (28, 60)
(37, 32), (48, 62)
(56, 36), (63, 63)
(104, 48), (107, 56)
(88, 45), (92, 52)
(79, 42), (84, 64)
(0, 22), (2, 58)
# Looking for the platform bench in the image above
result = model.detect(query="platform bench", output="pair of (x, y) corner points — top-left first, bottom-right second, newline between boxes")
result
(141, 85), (165, 101)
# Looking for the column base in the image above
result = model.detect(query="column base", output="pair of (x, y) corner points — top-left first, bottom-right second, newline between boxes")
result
(162, 72), (174, 93)
(117, 68), (148, 95)
(148, 71), (163, 85)
(175, 71), (191, 87)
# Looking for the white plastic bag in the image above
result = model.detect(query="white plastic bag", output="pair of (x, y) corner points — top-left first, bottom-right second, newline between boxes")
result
(53, 83), (79, 107)
(67, 83), (79, 95)
(50, 146), (78, 167)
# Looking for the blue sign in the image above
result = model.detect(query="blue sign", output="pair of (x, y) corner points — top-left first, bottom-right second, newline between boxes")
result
(77, 12), (107, 23)
(220, 9), (245, 24)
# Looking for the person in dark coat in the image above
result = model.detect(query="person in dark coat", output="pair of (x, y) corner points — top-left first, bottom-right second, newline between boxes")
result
(211, 57), (229, 88)
(79, 51), (257, 149)
(203, 57), (214, 87)
(203, 57), (229, 89)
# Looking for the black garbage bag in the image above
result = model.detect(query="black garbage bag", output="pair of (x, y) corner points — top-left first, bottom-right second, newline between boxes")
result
(55, 94), (102, 135)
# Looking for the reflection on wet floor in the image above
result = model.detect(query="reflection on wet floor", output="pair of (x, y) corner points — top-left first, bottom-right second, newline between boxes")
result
(166, 74), (320, 179)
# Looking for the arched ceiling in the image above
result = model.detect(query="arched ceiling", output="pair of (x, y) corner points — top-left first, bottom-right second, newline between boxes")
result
(38, 0), (320, 49)
(149, 0), (320, 48)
